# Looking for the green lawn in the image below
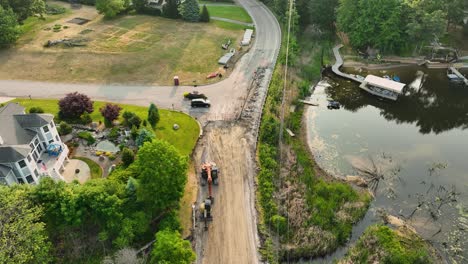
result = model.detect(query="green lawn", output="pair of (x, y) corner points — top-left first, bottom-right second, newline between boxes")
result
(18, 8), (71, 44)
(211, 20), (253, 31)
(12, 99), (200, 156)
(205, 5), (253, 23)
(74, 157), (103, 179)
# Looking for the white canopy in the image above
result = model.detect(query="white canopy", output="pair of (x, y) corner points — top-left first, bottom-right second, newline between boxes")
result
(363, 75), (406, 93)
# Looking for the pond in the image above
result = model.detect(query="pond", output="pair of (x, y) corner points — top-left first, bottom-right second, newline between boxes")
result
(305, 66), (468, 263)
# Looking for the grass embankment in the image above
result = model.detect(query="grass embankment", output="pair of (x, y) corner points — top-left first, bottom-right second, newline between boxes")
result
(73, 157), (103, 179)
(339, 225), (434, 264)
(256, 31), (370, 263)
(205, 5), (253, 23)
(12, 99), (199, 156)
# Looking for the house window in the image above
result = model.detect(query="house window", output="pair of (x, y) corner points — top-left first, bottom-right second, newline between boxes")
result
(17, 178), (25, 184)
(43, 142), (47, 149)
(26, 175), (34, 183)
(37, 144), (43, 153)
(34, 138), (39, 146)
(18, 160), (27, 168)
(32, 151), (39, 161)
(43, 125), (49, 133)
(55, 135), (59, 141)
(29, 143), (34, 149)
(49, 139), (54, 144)
(27, 155), (32, 162)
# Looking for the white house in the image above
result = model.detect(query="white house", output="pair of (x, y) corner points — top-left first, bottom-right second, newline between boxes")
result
(0, 103), (69, 186)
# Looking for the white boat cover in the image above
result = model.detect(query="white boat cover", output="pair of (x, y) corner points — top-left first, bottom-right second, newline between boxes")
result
(363, 75), (406, 93)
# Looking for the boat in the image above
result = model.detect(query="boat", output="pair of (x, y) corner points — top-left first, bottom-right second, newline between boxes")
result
(359, 75), (406, 101)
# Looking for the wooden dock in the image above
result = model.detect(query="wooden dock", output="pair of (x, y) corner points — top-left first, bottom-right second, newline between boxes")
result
(332, 44), (364, 84)
(449, 67), (468, 86)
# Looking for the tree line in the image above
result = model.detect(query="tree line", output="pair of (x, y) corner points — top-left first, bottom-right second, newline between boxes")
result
(260, 0), (467, 53)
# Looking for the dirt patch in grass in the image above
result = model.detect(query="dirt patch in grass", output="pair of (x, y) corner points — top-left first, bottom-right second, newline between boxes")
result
(0, 3), (244, 85)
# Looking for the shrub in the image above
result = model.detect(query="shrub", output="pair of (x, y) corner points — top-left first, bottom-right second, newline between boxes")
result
(78, 131), (96, 145)
(29, 107), (44, 113)
(108, 127), (120, 141)
(58, 92), (94, 119)
(58, 121), (72, 135)
(96, 0), (126, 18)
(0, 6), (21, 47)
(147, 103), (160, 128)
(130, 125), (138, 140)
(108, 154), (116, 161)
(178, 0), (199, 22)
(271, 214), (287, 235)
(199, 5), (210, 22)
(142, 119), (147, 127)
(122, 111), (142, 128)
(100, 103), (122, 127)
(121, 148), (135, 167)
(136, 128), (155, 147)
(162, 0), (179, 18)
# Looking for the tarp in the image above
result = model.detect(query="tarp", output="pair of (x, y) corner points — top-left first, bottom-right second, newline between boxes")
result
(363, 75), (406, 93)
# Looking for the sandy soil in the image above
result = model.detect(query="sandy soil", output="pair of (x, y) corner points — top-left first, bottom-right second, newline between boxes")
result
(192, 123), (259, 264)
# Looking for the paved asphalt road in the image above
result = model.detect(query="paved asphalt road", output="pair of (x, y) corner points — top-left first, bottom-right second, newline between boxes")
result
(0, 0), (281, 124)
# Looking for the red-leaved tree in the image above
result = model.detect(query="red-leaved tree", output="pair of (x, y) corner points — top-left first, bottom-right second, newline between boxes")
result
(100, 103), (122, 125)
(58, 92), (94, 119)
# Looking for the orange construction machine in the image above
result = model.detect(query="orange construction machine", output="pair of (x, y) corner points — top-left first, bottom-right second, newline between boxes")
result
(201, 162), (219, 200)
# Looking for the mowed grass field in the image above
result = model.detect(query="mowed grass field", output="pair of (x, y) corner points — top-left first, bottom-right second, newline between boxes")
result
(0, 5), (244, 85)
(205, 5), (253, 23)
(12, 99), (200, 156)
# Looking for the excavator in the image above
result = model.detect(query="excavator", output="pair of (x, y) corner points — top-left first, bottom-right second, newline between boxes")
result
(199, 162), (219, 230)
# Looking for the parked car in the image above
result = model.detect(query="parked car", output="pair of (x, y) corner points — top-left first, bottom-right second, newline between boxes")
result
(327, 101), (340, 110)
(191, 99), (211, 108)
(184, 91), (207, 100)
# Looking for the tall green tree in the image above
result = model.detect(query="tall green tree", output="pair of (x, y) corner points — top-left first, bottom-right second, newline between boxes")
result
(0, 186), (52, 264)
(136, 140), (188, 217)
(309, 0), (338, 31)
(178, 0), (199, 22)
(199, 4), (210, 22)
(162, 0), (180, 18)
(0, 0), (45, 22)
(0, 6), (20, 47)
(136, 128), (155, 147)
(150, 229), (195, 264)
(96, 0), (125, 18)
(147, 103), (160, 129)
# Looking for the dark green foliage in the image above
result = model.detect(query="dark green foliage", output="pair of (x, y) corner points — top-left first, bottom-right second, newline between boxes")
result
(132, 0), (146, 13)
(158, 210), (181, 231)
(142, 119), (147, 127)
(108, 127), (120, 141)
(0, 185), (52, 264)
(0, 7), (20, 47)
(121, 147), (135, 167)
(309, 0), (338, 30)
(0, 0), (45, 22)
(147, 103), (160, 128)
(80, 112), (92, 124)
(259, 116), (280, 145)
(136, 140), (188, 217)
(343, 225), (433, 264)
(136, 128), (155, 147)
(271, 214), (287, 235)
(123, 111), (142, 128)
(162, 0), (180, 18)
(464, 24), (468, 36)
(78, 131), (96, 145)
(150, 229), (195, 264)
(179, 0), (199, 22)
(96, 0), (126, 18)
(57, 121), (72, 135)
(199, 5), (210, 22)
(29, 106), (44, 113)
(130, 125), (138, 140)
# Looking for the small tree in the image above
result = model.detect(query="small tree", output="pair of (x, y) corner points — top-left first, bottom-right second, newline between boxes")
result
(130, 125), (138, 140)
(133, 0), (146, 13)
(100, 103), (122, 127)
(150, 229), (195, 264)
(96, 0), (125, 18)
(58, 121), (72, 136)
(179, 0), (199, 22)
(121, 148), (135, 167)
(147, 103), (160, 129)
(29, 106), (44, 113)
(135, 128), (155, 147)
(0, 7), (20, 47)
(199, 5), (210, 22)
(123, 111), (142, 128)
(162, 0), (180, 18)
(58, 92), (94, 119)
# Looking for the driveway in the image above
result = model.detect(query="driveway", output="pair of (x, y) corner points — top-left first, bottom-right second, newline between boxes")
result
(0, 0), (281, 125)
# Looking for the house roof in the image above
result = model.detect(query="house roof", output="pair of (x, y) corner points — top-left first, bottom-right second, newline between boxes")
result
(363, 75), (406, 93)
(0, 145), (31, 163)
(0, 164), (13, 178)
(0, 103), (35, 146)
(14, 114), (54, 128)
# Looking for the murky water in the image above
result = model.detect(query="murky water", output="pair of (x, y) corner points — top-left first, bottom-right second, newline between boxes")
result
(305, 66), (468, 263)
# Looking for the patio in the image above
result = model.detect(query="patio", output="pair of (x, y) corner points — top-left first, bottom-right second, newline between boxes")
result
(61, 159), (90, 183)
